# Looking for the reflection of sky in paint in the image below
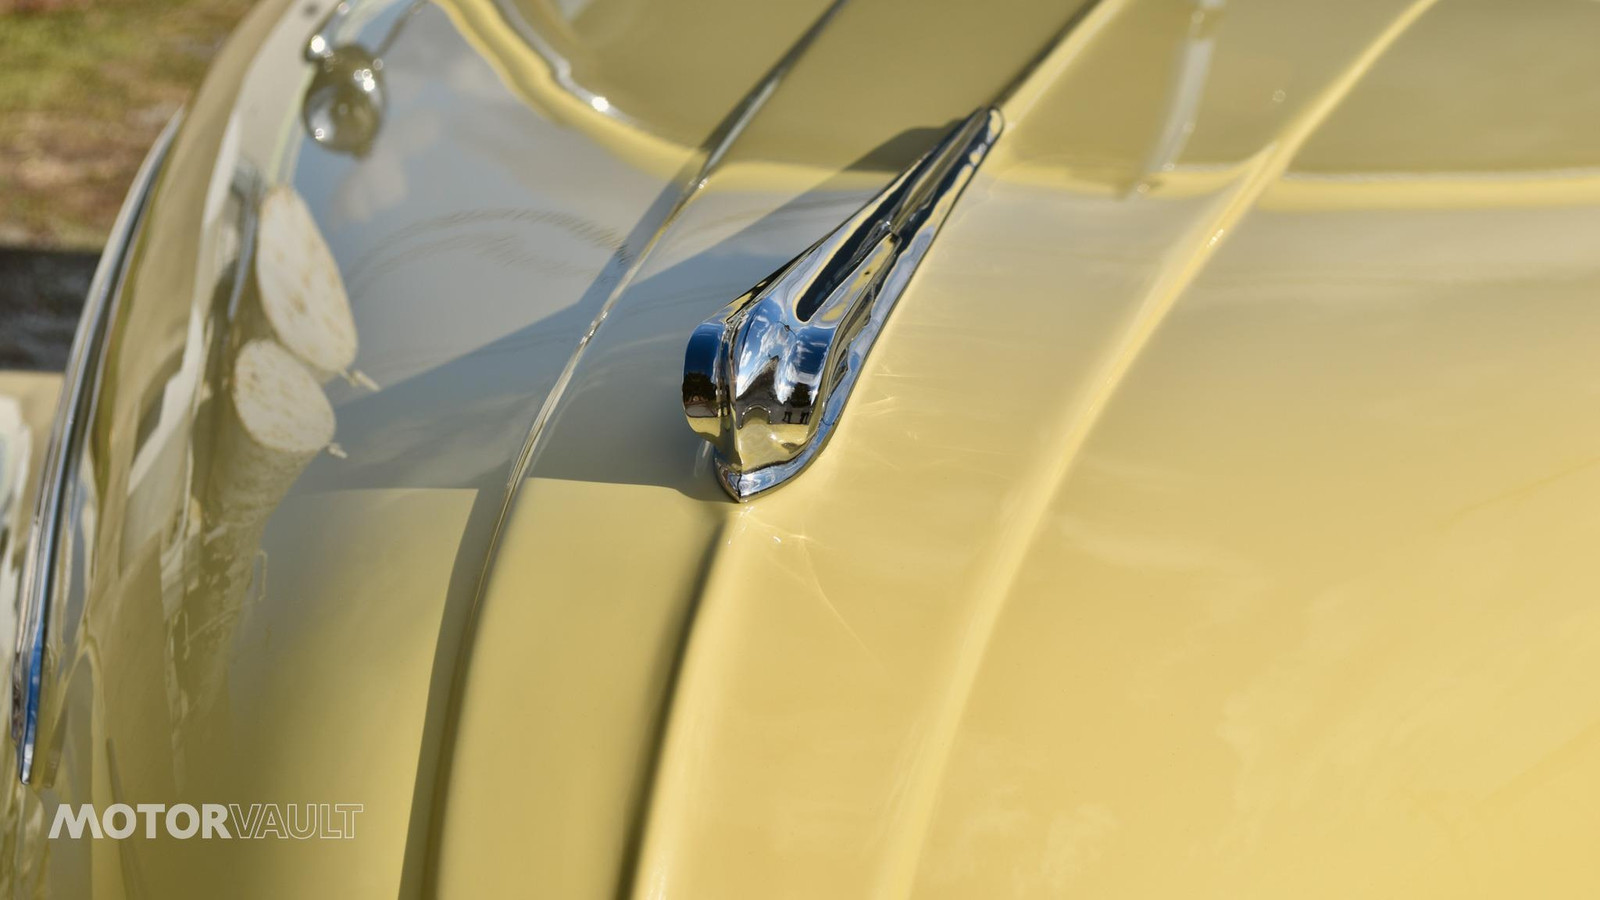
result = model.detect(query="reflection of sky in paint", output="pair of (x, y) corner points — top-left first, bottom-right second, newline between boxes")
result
(280, 7), (680, 492)
(291, 8), (661, 401)
(552, 0), (597, 18)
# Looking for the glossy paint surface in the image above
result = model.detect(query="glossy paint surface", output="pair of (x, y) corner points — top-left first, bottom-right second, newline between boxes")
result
(4, 0), (1600, 896)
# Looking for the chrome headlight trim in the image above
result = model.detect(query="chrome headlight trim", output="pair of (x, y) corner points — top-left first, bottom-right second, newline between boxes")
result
(11, 112), (183, 784)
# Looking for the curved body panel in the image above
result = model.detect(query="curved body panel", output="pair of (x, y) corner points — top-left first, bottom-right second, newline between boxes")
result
(4, 0), (1600, 896)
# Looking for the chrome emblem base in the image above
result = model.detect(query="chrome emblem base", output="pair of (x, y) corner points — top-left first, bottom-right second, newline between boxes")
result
(682, 107), (1004, 500)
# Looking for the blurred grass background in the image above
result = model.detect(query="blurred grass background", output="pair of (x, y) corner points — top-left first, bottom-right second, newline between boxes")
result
(0, 0), (254, 248)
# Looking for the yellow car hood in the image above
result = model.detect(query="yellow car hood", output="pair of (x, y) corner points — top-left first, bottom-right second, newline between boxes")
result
(8, 0), (1600, 896)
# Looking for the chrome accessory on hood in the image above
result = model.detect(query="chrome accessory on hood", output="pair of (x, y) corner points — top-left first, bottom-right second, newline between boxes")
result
(10, 114), (183, 784)
(302, 0), (426, 156)
(682, 106), (1003, 500)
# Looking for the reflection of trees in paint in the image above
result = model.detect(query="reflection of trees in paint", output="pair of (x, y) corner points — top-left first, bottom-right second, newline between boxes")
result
(164, 180), (354, 766)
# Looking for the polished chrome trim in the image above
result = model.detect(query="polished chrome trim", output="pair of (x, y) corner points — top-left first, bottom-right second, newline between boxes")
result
(11, 113), (182, 783)
(682, 107), (1003, 500)
(302, 0), (428, 156)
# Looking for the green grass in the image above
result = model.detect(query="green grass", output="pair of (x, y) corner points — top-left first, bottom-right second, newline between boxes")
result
(0, 0), (254, 247)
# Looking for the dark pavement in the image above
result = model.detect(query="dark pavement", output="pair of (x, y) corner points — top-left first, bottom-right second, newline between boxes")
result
(0, 248), (96, 371)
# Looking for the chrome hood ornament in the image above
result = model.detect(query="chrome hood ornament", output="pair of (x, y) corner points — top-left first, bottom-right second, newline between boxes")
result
(683, 107), (1003, 500)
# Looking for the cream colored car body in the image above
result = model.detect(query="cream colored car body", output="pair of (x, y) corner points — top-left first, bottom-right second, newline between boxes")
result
(3, 0), (1600, 896)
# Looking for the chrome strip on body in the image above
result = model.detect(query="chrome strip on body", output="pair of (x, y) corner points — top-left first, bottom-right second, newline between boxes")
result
(10, 113), (183, 783)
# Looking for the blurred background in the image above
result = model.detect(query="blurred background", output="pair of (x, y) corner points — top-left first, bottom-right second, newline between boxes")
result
(0, 0), (253, 367)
